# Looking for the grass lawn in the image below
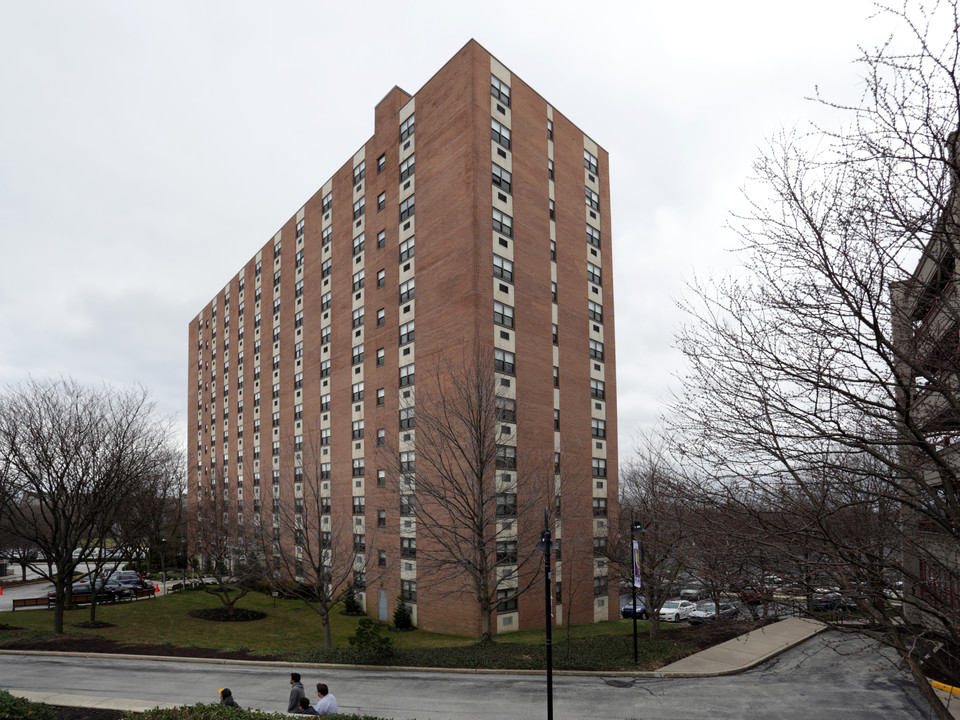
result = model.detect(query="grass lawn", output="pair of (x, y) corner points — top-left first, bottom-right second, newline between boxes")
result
(0, 588), (733, 671)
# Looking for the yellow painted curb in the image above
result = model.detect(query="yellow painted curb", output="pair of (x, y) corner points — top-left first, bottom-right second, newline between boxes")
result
(931, 680), (960, 697)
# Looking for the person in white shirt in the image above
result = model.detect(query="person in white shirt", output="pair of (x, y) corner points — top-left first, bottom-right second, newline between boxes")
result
(314, 683), (338, 715)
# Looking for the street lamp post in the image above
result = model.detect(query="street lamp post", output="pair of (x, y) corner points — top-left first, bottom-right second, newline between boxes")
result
(536, 508), (554, 720)
(631, 520), (644, 664)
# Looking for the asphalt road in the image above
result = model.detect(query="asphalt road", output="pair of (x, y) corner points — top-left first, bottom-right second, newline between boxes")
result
(0, 632), (934, 719)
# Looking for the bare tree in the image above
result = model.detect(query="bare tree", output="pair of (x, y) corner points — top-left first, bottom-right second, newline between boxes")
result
(253, 425), (379, 649)
(0, 378), (177, 633)
(389, 350), (555, 641)
(671, 2), (960, 715)
(617, 441), (693, 638)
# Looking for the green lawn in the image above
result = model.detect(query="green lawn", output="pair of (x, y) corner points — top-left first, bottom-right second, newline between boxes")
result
(0, 588), (709, 671)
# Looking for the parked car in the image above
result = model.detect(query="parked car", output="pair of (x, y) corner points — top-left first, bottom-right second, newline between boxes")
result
(688, 602), (739, 624)
(621, 598), (647, 619)
(658, 600), (697, 622)
(810, 592), (857, 613)
(735, 586), (774, 604)
(679, 587), (709, 601)
(105, 570), (153, 591)
(48, 578), (132, 603)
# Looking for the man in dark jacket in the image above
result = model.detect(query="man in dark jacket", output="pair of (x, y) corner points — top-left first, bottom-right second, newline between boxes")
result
(295, 697), (320, 715)
(288, 673), (306, 712)
(219, 688), (238, 707)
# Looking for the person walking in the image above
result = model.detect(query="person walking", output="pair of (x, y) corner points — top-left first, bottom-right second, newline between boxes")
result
(287, 672), (305, 712)
(314, 683), (338, 715)
(219, 688), (238, 707)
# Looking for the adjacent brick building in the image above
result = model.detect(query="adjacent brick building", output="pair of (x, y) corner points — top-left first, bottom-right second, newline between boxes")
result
(188, 40), (618, 637)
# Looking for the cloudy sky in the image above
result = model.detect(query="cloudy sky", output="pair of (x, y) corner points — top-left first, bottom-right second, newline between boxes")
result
(0, 0), (897, 455)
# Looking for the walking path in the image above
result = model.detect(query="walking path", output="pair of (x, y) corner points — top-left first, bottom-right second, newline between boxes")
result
(3, 616), (957, 717)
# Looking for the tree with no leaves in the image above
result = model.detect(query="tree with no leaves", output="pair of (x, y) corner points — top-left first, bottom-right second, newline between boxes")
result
(672, 2), (960, 715)
(0, 378), (177, 634)
(390, 350), (555, 641)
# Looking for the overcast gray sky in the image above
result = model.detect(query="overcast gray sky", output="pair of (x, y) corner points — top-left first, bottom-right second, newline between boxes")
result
(0, 0), (895, 456)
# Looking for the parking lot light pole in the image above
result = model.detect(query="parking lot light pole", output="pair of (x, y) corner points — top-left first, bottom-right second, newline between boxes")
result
(631, 520), (644, 664)
(536, 508), (553, 720)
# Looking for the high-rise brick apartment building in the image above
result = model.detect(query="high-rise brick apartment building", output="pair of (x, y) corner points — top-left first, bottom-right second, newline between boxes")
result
(188, 40), (618, 637)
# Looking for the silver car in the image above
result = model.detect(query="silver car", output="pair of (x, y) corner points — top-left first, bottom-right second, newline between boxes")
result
(658, 599), (696, 622)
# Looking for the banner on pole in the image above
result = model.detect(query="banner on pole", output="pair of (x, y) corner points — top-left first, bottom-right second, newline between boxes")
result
(632, 540), (642, 589)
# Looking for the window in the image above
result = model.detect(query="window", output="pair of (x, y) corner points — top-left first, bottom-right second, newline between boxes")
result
(322, 258), (332, 278)
(353, 197), (365, 220)
(591, 379), (605, 400)
(554, 409), (560, 430)
(377, 428), (385, 446)
(592, 459), (607, 479)
(584, 149), (598, 174)
(294, 372), (303, 389)
(321, 325), (331, 345)
(497, 588), (517, 612)
(491, 119), (511, 150)
(377, 470), (386, 487)
(322, 192), (332, 213)
(399, 320), (415, 345)
(353, 458), (365, 477)
(255, 260), (262, 276)
(253, 392), (260, 407)
(496, 445), (517, 470)
(490, 74), (511, 105)
(492, 163), (512, 193)
(352, 381), (365, 402)
(591, 418), (607, 439)
(352, 343), (364, 365)
(296, 249), (304, 268)
(322, 226), (332, 246)
(295, 280), (304, 298)
(321, 291), (331, 311)
(400, 494), (416, 515)
(377, 192), (386, 212)
(353, 269), (365, 291)
(272, 411), (280, 428)
(399, 278), (415, 303)
(399, 195), (415, 221)
(352, 307), (365, 328)
(547, 119), (553, 140)
(588, 262), (601, 285)
(400, 114), (415, 141)
(400, 363), (415, 387)
(321, 428), (330, 446)
(320, 393), (330, 411)
(353, 233), (365, 256)
(378, 510), (387, 528)
(294, 403), (303, 420)
(254, 312), (262, 329)
(377, 308), (385, 327)
(492, 209), (513, 238)
(551, 282), (557, 303)
(400, 451), (415, 473)
(497, 540), (518, 564)
(550, 240), (556, 261)
(377, 387), (385, 405)
(496, 397), (516, 422)
(400, 155), (415, 181)
(353, 160), (365, 185)
(321, 359), (330, 377)
(400, 406), (415, 429)
(593, 576), (608, 598)
(548, 159), (554, 180)
(588, 300), (603, 323)
(552, 324), (558, 345)
(590, 339), (604, 361)
(587, 224), (601, 248)
(377, 269), (385, 287)
(273, 269), (281, 287)
(354, 533), (366, 552)
(493, 301), (514, 328)
(493, 254), (513, 282)
(399, 237), (415, 261)
(401, 537), (416, 558)
(553, 366), (559, 388)
(377, 154), (385, 173)
(549, 199), (555, 220)
(377, 348), (385, 366)
(379, 550), (387, 567)
(494, 349), (515, 374)
(401, 579), (417, 603)
(496, 493), (517, 517)
(586, 188), (600, 211)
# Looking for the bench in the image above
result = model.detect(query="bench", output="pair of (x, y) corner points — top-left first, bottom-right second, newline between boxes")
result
(11, 596), (50, 611)
(166, 581), (183, 593)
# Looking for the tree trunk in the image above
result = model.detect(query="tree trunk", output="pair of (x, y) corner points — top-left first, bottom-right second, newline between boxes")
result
(480, 608), (492, 642)
(321, 607), (333, 650)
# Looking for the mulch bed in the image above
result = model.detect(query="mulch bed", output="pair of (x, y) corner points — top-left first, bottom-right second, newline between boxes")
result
(53, 707), (126, 720)
(5, 636), (281, 661)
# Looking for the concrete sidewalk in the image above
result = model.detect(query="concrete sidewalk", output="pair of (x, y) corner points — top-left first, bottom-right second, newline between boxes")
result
(656, 616), (826, 677)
